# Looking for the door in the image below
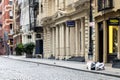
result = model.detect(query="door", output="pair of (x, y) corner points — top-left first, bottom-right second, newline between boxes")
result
(35, 40), (43, 54)
(98, 22), (103, 62)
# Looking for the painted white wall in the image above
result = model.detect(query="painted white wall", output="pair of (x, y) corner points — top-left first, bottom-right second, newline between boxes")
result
(20, 0), (35, 45)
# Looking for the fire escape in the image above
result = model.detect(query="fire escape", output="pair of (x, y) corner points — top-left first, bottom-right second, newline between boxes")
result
(29, 0), (43, 57)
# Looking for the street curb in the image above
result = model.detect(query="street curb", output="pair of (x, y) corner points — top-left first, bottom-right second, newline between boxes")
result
(2, 57), (120, 78)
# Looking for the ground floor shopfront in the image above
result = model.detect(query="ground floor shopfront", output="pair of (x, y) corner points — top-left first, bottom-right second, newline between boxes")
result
(95, 10), (120, 63)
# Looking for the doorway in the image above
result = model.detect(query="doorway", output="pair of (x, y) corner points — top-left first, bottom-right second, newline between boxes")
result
(35, 40), (43, 56)
(98, 22), (103, 62)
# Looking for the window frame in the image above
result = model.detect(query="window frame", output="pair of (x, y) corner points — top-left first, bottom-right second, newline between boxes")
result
(98, 0), (113, 11)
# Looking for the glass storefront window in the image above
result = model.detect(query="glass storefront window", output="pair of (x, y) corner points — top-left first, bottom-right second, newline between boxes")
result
(113, 28), (118, 53)
(109, 26), (118, 54)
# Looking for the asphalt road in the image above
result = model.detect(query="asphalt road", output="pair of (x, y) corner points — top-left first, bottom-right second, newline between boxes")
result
(0, 57), (119, 80)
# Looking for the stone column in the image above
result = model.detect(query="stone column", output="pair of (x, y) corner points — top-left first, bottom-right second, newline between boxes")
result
(59, 25), (62, 59)
(70, 25), (75, 57)
(54, 28), (56, 57)
(81, 18), (85, 57)
(43, 28), (47, 58)
(59, 24), (65, 59)
(65, 25), (70, 59)
(103, 20), (107, 63)
(84, 16), (89, 61)
(55, 26), (59, 59)
(118, 25), (120, 59)
(75, 20), (78, 56)
(46, 27), (51, 58)
(95, 22), (99, 62)
(52, 28), (55, 57)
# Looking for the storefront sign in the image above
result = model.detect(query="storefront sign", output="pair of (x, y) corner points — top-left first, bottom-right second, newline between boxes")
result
(66, 20), (75, 27)
(109, 18), (120, 26)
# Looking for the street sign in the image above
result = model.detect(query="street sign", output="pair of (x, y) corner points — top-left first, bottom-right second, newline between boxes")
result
(66, 20), (75, 27)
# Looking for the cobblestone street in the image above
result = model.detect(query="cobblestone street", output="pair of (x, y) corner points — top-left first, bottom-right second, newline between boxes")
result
(0, 57), (119, 80)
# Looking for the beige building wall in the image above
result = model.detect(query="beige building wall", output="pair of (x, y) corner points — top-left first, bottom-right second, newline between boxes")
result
(39, 0), (91, 61)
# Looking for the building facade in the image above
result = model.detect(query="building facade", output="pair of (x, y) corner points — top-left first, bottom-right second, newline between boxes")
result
(94, 0), (120, 63)
(12, 0), (22, 54)
(20, 0), (35, 44)
(40, 0), (94, 61)
(0, 0), (13, 55)
(21, 0), (43, 56)
(0, 3), (4, 55)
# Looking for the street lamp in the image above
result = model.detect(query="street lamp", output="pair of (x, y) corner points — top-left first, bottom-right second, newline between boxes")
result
(88, 0), (93, 60)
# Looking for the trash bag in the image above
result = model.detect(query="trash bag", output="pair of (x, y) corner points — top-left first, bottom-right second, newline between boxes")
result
(86, 61), (96, 70)
(91, 62), (96, 70)
(86, 61), (105, 70)
(95, 62), (105, 70)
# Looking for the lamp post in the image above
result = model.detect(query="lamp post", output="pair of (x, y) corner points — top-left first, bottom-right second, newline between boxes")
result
(88, 0), (93, 60)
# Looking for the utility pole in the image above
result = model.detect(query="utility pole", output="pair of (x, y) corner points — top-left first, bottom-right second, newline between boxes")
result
(88, 0), (93, 60)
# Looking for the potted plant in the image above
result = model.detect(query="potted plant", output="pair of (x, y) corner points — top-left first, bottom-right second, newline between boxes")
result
(15, 43), (24, 55)
(24, 42), (35, 58)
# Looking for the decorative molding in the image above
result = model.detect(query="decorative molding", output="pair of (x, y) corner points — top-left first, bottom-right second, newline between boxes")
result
(53, 10), (67, 20)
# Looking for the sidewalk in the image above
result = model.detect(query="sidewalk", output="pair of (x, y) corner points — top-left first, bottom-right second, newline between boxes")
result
(1, 55), (120, 78)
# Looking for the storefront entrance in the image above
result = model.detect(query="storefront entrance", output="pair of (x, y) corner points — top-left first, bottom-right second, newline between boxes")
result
(107, 18), (120, 62)
(108, 25), (118, 62)
(35, 40), (43, 56)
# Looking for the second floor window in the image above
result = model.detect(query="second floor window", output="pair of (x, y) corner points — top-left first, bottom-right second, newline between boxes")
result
(41, 4), (43, 13)
(9, 10), (13, 19)
(98, 0), (113, 11)
(9, 1), (12, 5)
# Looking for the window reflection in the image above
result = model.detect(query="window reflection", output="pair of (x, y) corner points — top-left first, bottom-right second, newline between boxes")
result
(113, 28), (118, 53)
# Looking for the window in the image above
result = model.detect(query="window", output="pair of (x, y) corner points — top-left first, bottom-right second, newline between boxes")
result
(9, 10), (13, 19)
(41, 4), (43, 13)
(113, 28), (118, 53)
(10, 24), (12, 29)
(98, 0), (113, 11)
(36, 34), (41, 38)
(10, 16), (13, 19)
(28, 35), (32, 39)
(10, 39), (13, 45)
(0, 12), (2, 14)
(9, 1), (12, 5)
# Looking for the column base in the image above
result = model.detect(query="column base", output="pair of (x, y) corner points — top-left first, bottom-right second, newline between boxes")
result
(55, 56), (59, 60)
(65, 56), (72, 60)
(58, 56), (65, 60)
